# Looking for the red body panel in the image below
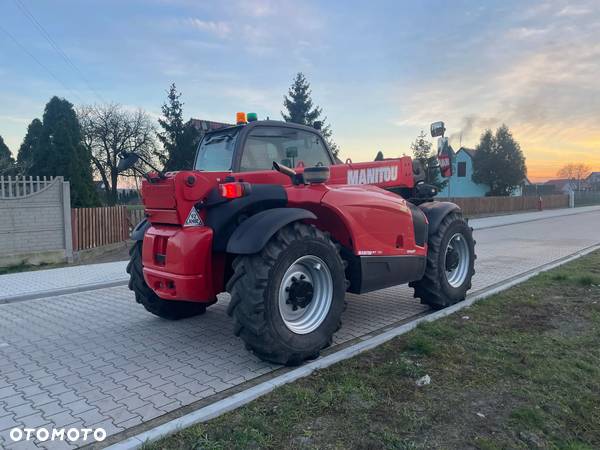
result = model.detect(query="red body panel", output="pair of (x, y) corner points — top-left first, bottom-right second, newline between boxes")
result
(142, 225), (217, 302)
(139, 156), (423, 302)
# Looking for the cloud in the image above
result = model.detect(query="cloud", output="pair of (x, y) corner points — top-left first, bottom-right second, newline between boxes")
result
(185, 19), (231, 39)
(557, 5), (591, 16)
(507, 27), (549, 40)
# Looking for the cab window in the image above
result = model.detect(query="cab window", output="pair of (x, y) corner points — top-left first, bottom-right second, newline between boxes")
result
(240, 126), (331, 172)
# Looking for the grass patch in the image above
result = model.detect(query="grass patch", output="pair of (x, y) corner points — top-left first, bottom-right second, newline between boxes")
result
(0, 261), (62, 275)
(148, 251), (600, 450)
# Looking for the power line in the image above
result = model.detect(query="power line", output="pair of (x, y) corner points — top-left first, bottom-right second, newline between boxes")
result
(13, 0), (106, 103)
(0, 23), (84, 104)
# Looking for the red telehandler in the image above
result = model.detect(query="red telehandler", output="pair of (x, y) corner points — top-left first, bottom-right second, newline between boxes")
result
(118, 115), (475, 365)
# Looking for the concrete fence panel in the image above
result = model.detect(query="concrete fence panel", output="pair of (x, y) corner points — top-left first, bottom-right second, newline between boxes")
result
(0, 176), (72, 267)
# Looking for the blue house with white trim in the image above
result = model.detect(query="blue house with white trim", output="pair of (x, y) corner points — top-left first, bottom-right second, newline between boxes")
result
(437, 147), (489, 198)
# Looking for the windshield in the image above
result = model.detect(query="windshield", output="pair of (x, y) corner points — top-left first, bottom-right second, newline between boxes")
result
(194, 127), (240, 171)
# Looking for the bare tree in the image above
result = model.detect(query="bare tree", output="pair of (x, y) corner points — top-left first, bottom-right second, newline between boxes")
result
(78, 104), (157, 205)
(557, 163), (591, 191)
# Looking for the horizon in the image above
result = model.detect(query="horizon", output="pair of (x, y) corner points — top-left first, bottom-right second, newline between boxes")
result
(1, 0), (599, 182)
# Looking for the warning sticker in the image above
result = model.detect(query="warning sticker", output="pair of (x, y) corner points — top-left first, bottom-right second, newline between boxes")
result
(184, 207), (203, 227)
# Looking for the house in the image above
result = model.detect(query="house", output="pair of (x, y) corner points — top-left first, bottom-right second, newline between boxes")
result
(437, 147), (489, 198)
(587, 172), (600, 191)
(544, 178), (592, 193)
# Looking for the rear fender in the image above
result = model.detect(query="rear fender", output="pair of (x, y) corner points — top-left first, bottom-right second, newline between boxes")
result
(418, 201), (460, 235)
(131, 218), (150, 241)
(226, 208), (317, 254)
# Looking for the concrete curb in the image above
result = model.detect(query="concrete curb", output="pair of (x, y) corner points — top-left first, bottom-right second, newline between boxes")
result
(471, 205), (600, 231)
(105, 242), (600, 450)
(0, 279), (128, 305)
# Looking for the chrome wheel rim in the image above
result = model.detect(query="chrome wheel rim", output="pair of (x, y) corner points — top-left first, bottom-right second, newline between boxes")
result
(444, 233), (470, 288)
(278, 255), (333, 334)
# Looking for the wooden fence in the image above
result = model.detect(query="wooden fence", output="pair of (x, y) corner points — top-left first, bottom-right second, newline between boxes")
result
(574, 191), (600, 207)
(128, 208), (146, 229)
(72, 206), (147, 251)
(70, 194), (572, 251)
(448, 194), (569, 217)
(0, 175), (59, 198)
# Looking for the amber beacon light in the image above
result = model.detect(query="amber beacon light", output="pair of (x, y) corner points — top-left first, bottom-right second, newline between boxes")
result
(236, 112), (247, 125)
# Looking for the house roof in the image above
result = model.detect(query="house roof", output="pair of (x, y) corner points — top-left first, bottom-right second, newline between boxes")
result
(189, 119), (233, 132)
(544, 179), (572, 189)
(458, 147), (477, 158)
(587, 171), (600, 181)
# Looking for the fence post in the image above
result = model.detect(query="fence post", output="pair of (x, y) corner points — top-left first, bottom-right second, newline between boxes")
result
(62, 180), (74, 262)
(71, 209), (79, 252)
(569, 191), (575, 208)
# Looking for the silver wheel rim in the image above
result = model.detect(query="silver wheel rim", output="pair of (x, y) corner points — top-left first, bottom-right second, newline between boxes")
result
(278, 255), (333, 334)
(444, 233), (470, 288)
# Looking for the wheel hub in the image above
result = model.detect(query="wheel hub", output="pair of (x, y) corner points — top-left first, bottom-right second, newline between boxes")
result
(445, 247), (460, 271)
(444, 233), (470, 288)
(278, 255), (334, 335)
(286, 276), (314, 310)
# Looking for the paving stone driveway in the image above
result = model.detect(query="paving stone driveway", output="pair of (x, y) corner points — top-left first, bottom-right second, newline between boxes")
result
(1, 209), (599, 449)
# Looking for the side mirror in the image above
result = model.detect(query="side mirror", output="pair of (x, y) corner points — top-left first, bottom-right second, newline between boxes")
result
(117, 152), (140, 173)
(430, 121), (446, 138)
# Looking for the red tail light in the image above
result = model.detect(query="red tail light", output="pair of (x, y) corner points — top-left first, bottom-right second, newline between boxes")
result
(220, 182), (246, 199)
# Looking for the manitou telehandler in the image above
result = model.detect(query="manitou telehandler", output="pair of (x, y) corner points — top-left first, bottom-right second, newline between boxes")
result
(118, 115), (475, 365)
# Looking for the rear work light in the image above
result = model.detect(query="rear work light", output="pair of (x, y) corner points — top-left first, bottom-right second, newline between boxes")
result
(219, 182), (250, 199)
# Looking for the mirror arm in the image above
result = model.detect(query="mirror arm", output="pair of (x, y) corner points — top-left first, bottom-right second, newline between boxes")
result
(134, 154), (166, 179)
(131, 166), (152, 182)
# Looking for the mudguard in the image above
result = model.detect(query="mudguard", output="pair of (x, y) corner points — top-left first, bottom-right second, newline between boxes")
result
(418, 201), (460, 235)
(226, 208), (317, 254)
(130, 218), (150, 241)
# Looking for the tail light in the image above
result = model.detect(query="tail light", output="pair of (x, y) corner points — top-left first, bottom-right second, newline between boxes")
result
(220, 182), (250, 199)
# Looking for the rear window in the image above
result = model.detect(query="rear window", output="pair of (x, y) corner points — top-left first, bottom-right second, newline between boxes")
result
(240, 126), (331, 171)
(194, 128), (240, 171)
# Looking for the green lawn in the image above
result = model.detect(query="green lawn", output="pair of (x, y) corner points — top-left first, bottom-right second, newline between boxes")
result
(148, 251), (600, 450)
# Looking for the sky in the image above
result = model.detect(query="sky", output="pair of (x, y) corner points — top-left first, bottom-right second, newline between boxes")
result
(1, 0), (599, 182)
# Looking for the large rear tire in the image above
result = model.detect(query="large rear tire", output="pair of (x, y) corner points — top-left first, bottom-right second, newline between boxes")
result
(126, 241), (209, 320)
(410, 212), (476, 309)
(227, 222), (346, 366)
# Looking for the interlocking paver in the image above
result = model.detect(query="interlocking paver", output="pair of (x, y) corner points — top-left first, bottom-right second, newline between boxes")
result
(102, 406), (137, 424)
(130, 404), (164, 422)
(76, 407), (106, 427)
(115, 394), (148, 411)
(0, 209), (598, 446)
(87, 397), (120, 414)
(0, 414), (20, 432)
(44, 411), (79, 428)
(37, 401), (64, 419)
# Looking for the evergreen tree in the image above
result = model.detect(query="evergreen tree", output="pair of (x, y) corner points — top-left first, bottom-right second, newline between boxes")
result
(473, 125), (527, 196)
(157, 83), (201, 171)
(16, 118), (43, 174)
(32, 97), (98, 206)
(282, 72), (339, 157)
(0, 135), (16, 175)
(410, 131), (447, 190)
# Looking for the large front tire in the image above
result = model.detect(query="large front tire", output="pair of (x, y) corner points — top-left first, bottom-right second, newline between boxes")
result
(126, 241), (209, 320)
(410, 212), (476, 309)
(227, 222), (346, 366)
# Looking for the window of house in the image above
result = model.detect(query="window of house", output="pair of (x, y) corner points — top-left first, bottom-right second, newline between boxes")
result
(457, 161), (467, 177)
(240, 126), (331, 171)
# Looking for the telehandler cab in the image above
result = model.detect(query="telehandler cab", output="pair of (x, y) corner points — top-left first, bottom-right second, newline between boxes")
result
(120, 114), (475, 365)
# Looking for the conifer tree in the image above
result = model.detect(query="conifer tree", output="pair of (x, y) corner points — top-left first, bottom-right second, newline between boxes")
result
(282, 73), (339, 157)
